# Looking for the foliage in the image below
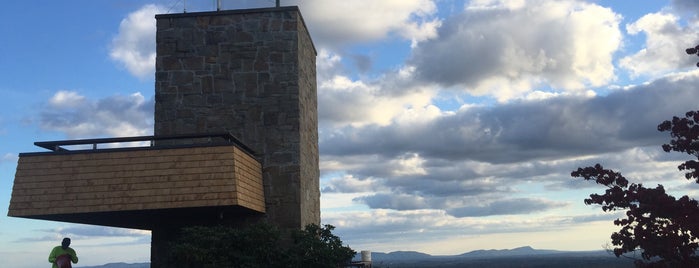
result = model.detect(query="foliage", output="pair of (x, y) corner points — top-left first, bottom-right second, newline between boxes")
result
(169, 223), (355, 268)
(686, 45), (699, 67)
(658, 110), (699, 181)
(572, 110), (699, 267)
(168, 223), (286, 268)
(287, 224), (357, 268)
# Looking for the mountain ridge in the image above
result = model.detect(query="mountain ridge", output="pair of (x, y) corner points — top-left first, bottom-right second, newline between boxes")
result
(360, 246), (633, 268)
(76, 246), (629, 268)
(369, 245), (596, 260)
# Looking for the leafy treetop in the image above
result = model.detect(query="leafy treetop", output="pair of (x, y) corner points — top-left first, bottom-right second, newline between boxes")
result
(572, 110), (699, 268)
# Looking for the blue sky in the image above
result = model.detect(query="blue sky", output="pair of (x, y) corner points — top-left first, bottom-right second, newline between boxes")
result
(2, 0), (699, 267)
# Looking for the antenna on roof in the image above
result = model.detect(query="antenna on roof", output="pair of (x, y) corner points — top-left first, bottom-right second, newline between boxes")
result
(217, 0), (222, 11)
(183, 0), (187, 13)
(276, 0), (280, 7)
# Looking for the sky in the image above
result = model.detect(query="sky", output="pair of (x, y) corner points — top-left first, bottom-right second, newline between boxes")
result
(2, 0), (699, 267)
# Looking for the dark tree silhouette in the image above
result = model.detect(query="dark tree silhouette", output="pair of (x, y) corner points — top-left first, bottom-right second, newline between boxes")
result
(572, 110), (699, 268)
(687, 45), (699, 67)
(169, 223), (356, 268)
(573, 46), (699, 268)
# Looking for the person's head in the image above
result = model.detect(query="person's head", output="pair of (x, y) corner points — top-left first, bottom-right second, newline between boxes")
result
(61, 238), (71, 249)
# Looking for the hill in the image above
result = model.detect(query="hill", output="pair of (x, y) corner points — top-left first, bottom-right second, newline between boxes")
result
(77, 246), (636, 268)
(359, 246), (635, 268)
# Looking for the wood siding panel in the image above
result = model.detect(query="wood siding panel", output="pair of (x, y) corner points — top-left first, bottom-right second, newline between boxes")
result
(233, 147), (265, 212)
(8, 145), (264, 218)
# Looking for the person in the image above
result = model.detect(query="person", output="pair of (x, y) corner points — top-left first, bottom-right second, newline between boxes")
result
(48, 237), (78, 268)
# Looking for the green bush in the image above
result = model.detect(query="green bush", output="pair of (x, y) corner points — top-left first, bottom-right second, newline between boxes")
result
(288, 224), (357, 268)
(169, 223), (356, 268)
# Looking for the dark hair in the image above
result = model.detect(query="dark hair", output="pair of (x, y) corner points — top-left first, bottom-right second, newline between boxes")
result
(61, 238), (71, 249)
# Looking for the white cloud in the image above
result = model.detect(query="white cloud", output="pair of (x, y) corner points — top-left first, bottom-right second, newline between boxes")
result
(316, 49), (344, 81)
(409, 0), (622, 101)
(672, 0), (699, 19)
(323, 208), (619, 253)
(619, 12), (699, 77)
(391, 153), (428, 176)
(1, 153), (17, 163)
(52, 225), (149, 239)
(322, 174), (384, 193)
(318, 71), (699, 227)
(110, 4), (163, 79)
(318, 74), (437, 127)
(49, 91), (86, 108)
(40, 91), (153, 139)
(447, 198), (569, 217)
(296, 0), (440, 47)
(322, 72), (699, 165)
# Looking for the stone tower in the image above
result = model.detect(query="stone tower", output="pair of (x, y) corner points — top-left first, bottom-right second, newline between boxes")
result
(153, 6), (319, 266)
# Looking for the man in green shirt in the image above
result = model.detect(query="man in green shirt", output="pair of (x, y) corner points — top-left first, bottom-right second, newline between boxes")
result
(48, 237), (78, 268)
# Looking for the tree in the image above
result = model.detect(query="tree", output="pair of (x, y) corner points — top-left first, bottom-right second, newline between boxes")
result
(168, 223), (286, 268)
(168, 223), (356, 268)
(572, 110), (699, 268)
(686, 45), (699, 67)
(287, 224), (358, 268)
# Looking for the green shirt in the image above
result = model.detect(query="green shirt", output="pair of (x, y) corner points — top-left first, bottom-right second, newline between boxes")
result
(48, 246), (78, 268)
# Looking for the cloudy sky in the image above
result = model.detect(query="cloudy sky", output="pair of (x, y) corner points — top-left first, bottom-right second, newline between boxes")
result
(2, 0), (699, 267)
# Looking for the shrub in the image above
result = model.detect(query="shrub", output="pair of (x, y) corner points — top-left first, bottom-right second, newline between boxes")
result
(169, 223), (356, 268)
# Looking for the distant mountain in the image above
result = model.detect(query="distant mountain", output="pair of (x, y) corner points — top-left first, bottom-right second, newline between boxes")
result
(458, 246), (562, 258)
(362, 246), (570, 262)
(77, 263), (149, 268)
(372, 250), (433, 260)
(78, 247), (632, 268)
(359, 246), (634, 268)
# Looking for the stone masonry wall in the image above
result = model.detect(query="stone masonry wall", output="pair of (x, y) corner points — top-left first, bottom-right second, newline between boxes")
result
(154, 7), (319, 230)
(297, 18), (320, 227)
